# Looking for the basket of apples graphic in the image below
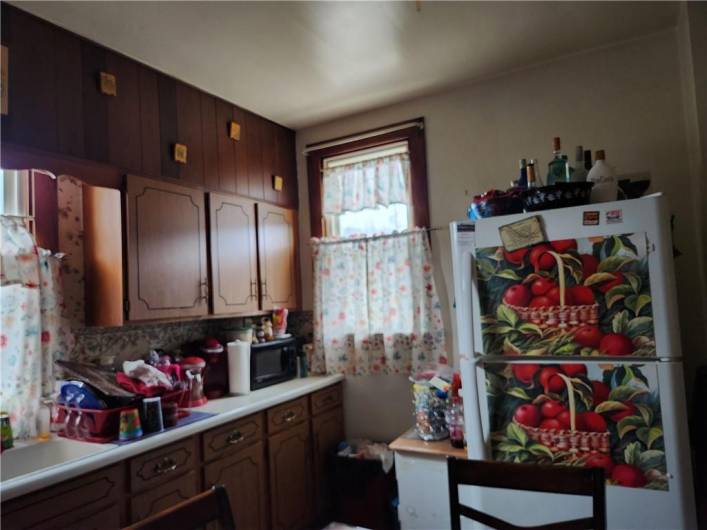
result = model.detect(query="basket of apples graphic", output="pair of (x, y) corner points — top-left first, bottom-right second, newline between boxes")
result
(512, 366), (610, 455)
(502, 245), (600, 329)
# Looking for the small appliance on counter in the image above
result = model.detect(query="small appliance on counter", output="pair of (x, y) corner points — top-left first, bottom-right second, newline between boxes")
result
(178, 356), (208, 407)
(250, 336), (298, 391)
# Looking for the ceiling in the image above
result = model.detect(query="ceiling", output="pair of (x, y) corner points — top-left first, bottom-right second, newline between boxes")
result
(11, 1), (679, 129)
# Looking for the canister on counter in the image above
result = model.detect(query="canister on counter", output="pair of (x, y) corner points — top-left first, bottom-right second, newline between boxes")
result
(1, 412), (13, 451)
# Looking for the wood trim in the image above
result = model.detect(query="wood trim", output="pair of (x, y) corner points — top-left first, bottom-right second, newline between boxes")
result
(305, 118), (429, 238)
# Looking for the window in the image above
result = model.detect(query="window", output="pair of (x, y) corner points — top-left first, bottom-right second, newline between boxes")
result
(322, 141), (412, 237)
(306, 118), (429, 238)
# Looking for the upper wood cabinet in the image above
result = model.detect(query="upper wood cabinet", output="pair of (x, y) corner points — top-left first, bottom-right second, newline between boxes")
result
(208, 193), (260, 315)
(125, 174), (209, 321)
(257, 203), (298, 310)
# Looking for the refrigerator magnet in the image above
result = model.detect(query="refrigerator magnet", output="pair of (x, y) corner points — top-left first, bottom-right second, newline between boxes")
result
(498, 215), (546, 251)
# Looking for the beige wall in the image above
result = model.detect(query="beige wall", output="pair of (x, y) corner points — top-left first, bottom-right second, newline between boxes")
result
(296, 28), (707, 441)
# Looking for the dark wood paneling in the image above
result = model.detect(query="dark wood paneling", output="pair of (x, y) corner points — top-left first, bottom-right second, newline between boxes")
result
(262, 120), (278, 204)
(158, 75), (180, 180)
(233, 106), (250, 196)
(81, 41), (109, 162)
(201, 93), (219, 190)
(176, 82), (204, 186)
(276, 125), (297, 208)
(1, 5), (57, 151)
(246, 112), (264, 200)
(106, 51), (141, 173)
(54, 30), (84, 158)
(138, 67), (161, 178)
(215, 99), (236, 193)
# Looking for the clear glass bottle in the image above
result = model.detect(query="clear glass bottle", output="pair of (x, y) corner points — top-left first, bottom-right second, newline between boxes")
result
(36, 399), (53, 441)
(546, 137), (566, 185)
(569, 145), (588, 182)
(526, 160), (538, 188)
(445, 396), (465, 449)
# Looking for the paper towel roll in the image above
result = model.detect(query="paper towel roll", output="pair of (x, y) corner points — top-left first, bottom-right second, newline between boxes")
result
(227, 340), (251, 395)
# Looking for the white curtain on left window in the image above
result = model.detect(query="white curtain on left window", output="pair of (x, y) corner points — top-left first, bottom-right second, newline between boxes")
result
(0, 216), (72, 439)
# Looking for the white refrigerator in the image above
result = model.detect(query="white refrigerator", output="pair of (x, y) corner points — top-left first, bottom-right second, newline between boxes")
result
(450, 194), (697, 530)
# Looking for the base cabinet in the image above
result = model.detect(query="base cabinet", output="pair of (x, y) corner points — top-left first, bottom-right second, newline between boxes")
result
(204, 440), (268, 530)
(268, 421), (313, 530)
(1, 384), (343, 530)
(129, 470), (198, 523)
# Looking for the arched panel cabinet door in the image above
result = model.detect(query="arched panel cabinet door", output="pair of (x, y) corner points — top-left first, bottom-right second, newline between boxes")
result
(208, 192), (260, 315)
(256, 203), (298, 310)
(125, 174), (208, 320)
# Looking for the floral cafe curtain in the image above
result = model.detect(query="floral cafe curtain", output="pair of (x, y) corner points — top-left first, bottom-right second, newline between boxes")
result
(0, 216), (72, 439)
(322, 152), (410, 215)
(311, 229), (447, 375)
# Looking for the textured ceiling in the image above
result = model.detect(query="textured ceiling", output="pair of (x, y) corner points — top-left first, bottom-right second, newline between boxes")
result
(12, 1), (679, 129)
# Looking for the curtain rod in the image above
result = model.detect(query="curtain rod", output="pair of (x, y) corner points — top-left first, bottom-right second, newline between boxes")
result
(312, 226), (447, 245)
(303, 121), (424, 155)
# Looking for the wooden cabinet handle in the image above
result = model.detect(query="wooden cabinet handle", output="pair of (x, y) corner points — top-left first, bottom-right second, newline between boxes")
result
(261, 281), (268, 298)
(249, 281), (257, 300)
(226, 430), (245, 445)
(284, 411), (296, 423)
(153, 457), (177, 475)
(199, 279), (208, 302)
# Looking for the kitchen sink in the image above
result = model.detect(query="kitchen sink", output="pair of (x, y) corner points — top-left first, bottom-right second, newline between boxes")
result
(1, 437), (113, 482)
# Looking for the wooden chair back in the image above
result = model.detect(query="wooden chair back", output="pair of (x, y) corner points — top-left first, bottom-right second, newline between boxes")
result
(123, 485), (235, 530)
(447, 458), (606, 530)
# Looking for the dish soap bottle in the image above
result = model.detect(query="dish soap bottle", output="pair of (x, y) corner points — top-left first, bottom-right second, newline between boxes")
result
(587, 149), (617, 203)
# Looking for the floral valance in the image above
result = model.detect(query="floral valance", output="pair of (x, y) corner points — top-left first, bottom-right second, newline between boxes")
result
(322, 153), (410, 215)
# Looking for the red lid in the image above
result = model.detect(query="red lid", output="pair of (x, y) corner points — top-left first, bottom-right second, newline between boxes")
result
(180, 356), (205, 368)
(204, 337), (221, 348)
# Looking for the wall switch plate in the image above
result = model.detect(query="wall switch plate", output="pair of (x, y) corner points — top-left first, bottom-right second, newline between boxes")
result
(273, 175), (283, 191)
(229, 121), (241, 141)
(99, 72), (117, 96)
(173, 143), (188, 164)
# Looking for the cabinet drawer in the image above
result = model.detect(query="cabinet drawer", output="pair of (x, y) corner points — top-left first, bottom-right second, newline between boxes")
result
(129, 437), (197, 493)
(267, 396), (309, 434)
(310, 383), (342, 416)
(2, 464), (123, 529)
(130, 470), (198, 523)
(202, 412), (263, 461)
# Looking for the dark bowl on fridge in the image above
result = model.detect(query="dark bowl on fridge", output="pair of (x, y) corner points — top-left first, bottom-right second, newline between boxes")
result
(468, 190), (525, 220)
(521, 182), (594, 212)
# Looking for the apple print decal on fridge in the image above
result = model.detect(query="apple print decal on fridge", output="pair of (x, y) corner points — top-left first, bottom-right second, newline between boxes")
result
(451, 195), (697, 530)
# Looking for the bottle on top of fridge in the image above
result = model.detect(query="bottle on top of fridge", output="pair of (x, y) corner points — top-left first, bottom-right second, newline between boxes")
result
(546, 137), (566, 185)
(583, 149), (593, 171)
(517, 158), (528, 188)
(526, 159), (538, 188)
(587, 149), (617, 202)
(568, 145), (588, 182)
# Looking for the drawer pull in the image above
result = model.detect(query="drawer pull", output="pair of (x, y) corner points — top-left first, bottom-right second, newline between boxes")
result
(153, 457), (178, 476)
(226, 430), (245, 445)
(284, 411), (296, 423)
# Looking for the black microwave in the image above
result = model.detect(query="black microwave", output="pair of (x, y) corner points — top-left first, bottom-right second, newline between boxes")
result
(250, 337), (298, 390)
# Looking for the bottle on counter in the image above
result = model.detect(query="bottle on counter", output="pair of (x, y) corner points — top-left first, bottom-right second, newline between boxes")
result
(1, 412), (14, 451)
(546, 137), (566, 185)
(569, 145), (588, 182)
(526, 160), (538, 188)
(446, 373), (465, 449)
(587, 149), (617, 203)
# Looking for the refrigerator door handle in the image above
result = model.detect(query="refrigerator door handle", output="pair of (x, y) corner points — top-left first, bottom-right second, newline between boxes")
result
(464, 354), (489, 461)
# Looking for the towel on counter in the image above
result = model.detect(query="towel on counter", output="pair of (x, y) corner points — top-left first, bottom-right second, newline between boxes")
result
(117, 360), (174, 396)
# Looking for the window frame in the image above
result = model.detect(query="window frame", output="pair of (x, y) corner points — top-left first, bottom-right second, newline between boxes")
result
(306, 118), (430, 238)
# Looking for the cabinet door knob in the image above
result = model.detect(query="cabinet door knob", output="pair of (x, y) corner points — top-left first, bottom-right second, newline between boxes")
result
(226, 430), (245, 445)
(284, 411), (296, 423)
(153, 457), (177, 475)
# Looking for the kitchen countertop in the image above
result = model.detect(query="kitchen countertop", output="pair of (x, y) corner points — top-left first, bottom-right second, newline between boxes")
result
(390, 427), (468, 459)
(0, 375), (343, 502)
